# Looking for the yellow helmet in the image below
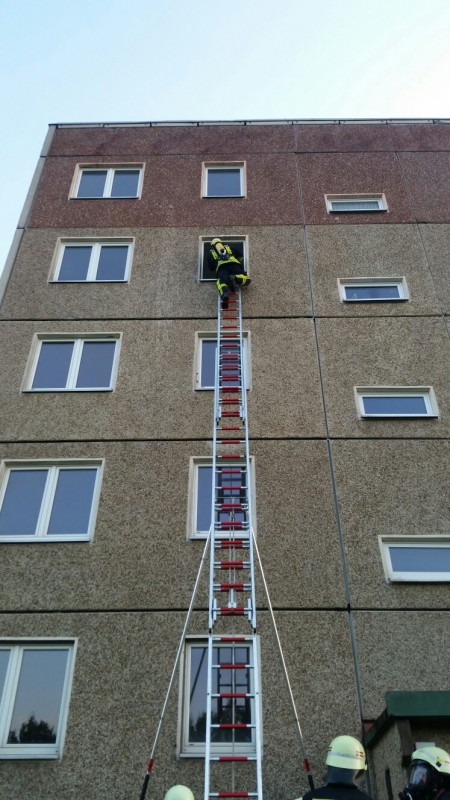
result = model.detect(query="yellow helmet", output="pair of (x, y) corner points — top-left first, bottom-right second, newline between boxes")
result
(411, 747), (450, 776)
(326, 735), (367, 771)
(164, 787), (195, 800)
(211, 238), (223, 246)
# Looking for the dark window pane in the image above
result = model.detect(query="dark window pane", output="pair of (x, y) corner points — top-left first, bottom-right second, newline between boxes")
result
(96, 246), (128, 281)
(32, 342), (74, 389)
(197, 466), (212, 532)
(331, 200), (380, 211)
(200, 341), (217, 387)
(58, 247), (92, 281)
(0, 470), (48, 536)
(363, 395), (428, 415)
(0, 650), (11, 702)
(344, 285), (401, 301)
(77, 171), (107, 198)
(207, 169), (241, 197)
(47, 469), (97, 535)
(202, 240), (244, 280)
(111, 170), (140, 197)
(390, 547), (450, 573)
(7, 649), (69, 745)
(76, 341), (116, 388)
(189, 646), (208, 742)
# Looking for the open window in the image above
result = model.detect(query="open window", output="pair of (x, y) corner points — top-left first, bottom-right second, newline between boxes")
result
(194, 332), (250, 390)
(199, 236), (247, 282)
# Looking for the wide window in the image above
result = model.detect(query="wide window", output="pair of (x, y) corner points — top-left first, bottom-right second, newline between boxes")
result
(202, 163), (245, 198)
(0, 461), (103, 542)
(26, 335), (121, 391)
(53, 241), (133, 282)
(355, 388), (438, 418)
(195, 333), (250, 390)
(339, 277), (408, 302)
(188, 457), (255, 540)
(380, 537), (450, 582)
(325, 194), (387, 213)
(73, 166), (143, 199)
(0, 642), (75, 759)
(199, 237), (247, 282)
(180, 638), (258, 756)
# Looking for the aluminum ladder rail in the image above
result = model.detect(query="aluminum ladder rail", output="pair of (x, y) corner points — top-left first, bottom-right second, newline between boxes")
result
(204, 289), (263, 800)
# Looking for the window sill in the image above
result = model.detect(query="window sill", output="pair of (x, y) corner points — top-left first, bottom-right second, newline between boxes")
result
(342, 298), (409, 303)
(0, 749), (60, 760)
(49, 280), (128, 284)
(22, 388), (114, 393)
(202, 195), (245, 199)
(360, 414), (439, 419)
(0, 535), (91, 543)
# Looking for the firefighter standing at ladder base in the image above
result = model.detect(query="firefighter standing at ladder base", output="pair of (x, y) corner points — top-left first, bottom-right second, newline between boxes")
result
(295, 736), (372, 800)
(209, 237), (251, 309)
(399, 747), (450, 800)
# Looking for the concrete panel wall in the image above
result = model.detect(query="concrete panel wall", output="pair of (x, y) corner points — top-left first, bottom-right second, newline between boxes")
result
(399, 152), (450, 223)
(0, 225), (311, 320)
(29, 154), (302, 229)
(331, 440), (450, 608)
(307, 224), (442, 317)
(317, 317), (450, 438)
(419, 224), (450, 314)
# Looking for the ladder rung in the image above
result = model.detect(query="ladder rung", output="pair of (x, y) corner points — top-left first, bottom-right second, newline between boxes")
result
(219, 427), (242, 431)
(217, 455), (246, 460)
(215, 541), (248, 548)
(219, 399), (240, 404)
(217, 440), (244, 445)
(216, 522), (246, 529)
(220, 387), (241, 392)
(215, 583), (250, 592)
(222, 411), (241, 417)
(211, 723), (254, 729)
(219, 607), (246, 616)
(211, 756), (256, 762)
(215, 561), (250, 569)
(212, 636), (253, 641)
(211, 693), (254, 698)
(219, 469), (244, 474)
(210, 794), (258, 798)
(218, 485), (245, 490)
(216, 503), (244, 509)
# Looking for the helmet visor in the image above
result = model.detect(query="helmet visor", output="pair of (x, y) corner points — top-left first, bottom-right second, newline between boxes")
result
(409, 763), (433, 789)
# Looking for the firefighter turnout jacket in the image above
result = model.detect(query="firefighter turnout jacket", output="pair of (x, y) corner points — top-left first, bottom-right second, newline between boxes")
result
(297, 784), (372, 800)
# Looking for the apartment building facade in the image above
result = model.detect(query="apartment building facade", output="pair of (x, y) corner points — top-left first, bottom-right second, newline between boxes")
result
(0, 119), (450, 800)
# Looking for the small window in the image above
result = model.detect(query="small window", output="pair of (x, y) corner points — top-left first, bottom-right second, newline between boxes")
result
(0, 461), (103, 542)
(380, 537), (450, 582)
(339, 277), (408, 303)
(325, 194), (387, 213)
(25, 334), (121, 392)
(202, 163), (245, 198)
(355, 387), (438, 418)
(52, 240), (133, 283)
(179, 638), (259, 756)
(0, 641), (76, 759)
(199, 236), (247, 282)
(187, 457), (255, 540)
(195, 332), (250, 390)
(72, 166), (143, 199)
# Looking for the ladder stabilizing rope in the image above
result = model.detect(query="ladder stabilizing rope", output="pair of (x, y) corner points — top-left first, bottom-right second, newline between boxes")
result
(204, 289), (262, 800)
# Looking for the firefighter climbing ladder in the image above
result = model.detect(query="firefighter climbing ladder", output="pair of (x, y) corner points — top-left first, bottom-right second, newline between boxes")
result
(139, 289), (314, 800)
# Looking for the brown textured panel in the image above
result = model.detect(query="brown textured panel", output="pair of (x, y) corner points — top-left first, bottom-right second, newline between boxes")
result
(49, 124), (296, 156)
(295, 123), (394, 152)
(29, 154), (302, 228)
(390, 123), (450, 152)
(399, 151), (450, 222)
(298, 152), (414, 225)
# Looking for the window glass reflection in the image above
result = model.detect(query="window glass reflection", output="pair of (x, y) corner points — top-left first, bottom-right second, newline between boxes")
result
(200, 341), (217, 388)
(47, 469), (97, 535)
(390, 547), (450, 572)
(111, 170), (140, 197)
(59, 247), (92, 281)
(32, 342), (74, 389)
(77, 171), (107, 198)
(96, 246), (128, 281)
(345, 285), (400, 301)
(363, 396), (427, 415)
(196, 466), (212, 532)
(207, 169), (241, 197)
(0, 650), (11, 703)
(7, 649), (69, 745)
(0, 470), (48, 536)
(76, 341), (116, 388)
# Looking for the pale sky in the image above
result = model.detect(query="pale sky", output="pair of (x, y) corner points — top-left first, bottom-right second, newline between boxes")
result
(1, 0), (450, 271)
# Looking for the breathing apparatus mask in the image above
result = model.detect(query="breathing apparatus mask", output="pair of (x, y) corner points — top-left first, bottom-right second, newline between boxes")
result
(399, 761), (442, 800)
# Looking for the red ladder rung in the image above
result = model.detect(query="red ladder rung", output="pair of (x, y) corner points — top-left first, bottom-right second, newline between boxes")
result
(218, 503), (243, 509)
(220, 469), (244, 474)
(211, 794), (257, 798)
(221, 411), (240, 417)
(217, 440), (244, 445)
(213, 756), (251, 762)
(220, 427), (242, 431)
(218, 561), (246, 568)
(212, 723), (252, 729)
(217, 540), (246, 548)
(217, 583), (246, 591)
(213, 636), (251, 641)
(217, 455), (245, 460)
(219, 608), (246, 616)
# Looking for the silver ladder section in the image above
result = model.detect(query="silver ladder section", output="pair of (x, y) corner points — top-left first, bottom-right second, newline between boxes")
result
(204, 289), (263, 800)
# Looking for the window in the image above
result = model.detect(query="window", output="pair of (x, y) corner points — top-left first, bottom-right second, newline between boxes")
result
(355, 388), (438, 418)
(52, 240), (133, 282)
(72, 166), (143, 199)
(199, 236), (247, 282)
(202, 163), (245, 198)
(0, 641), (76, 759)
(187, 457), (255, 540)
(380, 537), (450, 582)
(0, 461), (103, 542)
(338, 277), (408, 302)
(325, 194), (387, 213)
(194, 332), (250, 390)
(25, 334), (121, 391)
(179, 638), (259, 756)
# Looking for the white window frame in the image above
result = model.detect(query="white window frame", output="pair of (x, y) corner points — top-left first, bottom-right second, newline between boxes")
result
(325, 194), (388, 213)
(194, 332), (251, 390)
(338, 277), (409, 303)
(0, 459), (103, 543)
(23, 333), (122, 392)
(70, 164), (144, 199)
(379, 536), (450, 582)
(0, 639), (77, 759)
(354, 387), (439, 419)
(177, 636), (261, 758)
(50, 238), (134, 283)
(202, 162), (246, 198)
(198, 235), (249, 283)
(187, 456), (256, 540)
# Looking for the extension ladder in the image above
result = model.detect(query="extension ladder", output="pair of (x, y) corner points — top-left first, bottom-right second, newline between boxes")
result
(204, 289), (263, 800)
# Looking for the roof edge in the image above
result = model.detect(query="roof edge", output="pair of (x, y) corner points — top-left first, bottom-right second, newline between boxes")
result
(50, 117), (450, 129)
